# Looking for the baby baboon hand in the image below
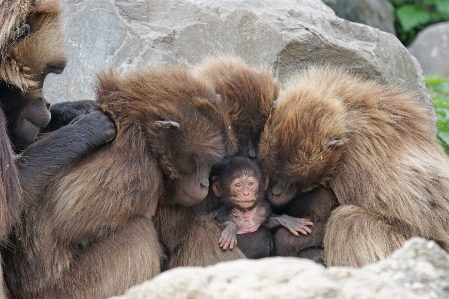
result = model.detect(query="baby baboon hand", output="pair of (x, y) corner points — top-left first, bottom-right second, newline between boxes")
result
(219, 221), (238, 250)
(278, 214), (313, 236)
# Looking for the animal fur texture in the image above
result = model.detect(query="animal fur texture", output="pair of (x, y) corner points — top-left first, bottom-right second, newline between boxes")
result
(192, 55), (279, 158)
(154, 56), (280, 268)
(4, 66), (235, 299)
(258, 66), (449, 267)
(271, 186), (338, 264)
(0, 1), (65, 298)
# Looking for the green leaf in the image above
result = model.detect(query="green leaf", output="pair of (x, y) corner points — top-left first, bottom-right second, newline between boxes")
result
(390, 0), (412, 7)
(396, 5), (431, 31)
(436, 1), (449, 18)
(426, 76), (447, 86)
(438, 134), (449, 155)
(423, 0), (438, 5)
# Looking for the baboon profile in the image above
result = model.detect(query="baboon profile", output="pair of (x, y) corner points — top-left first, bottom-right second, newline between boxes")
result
(4, 66), (235, 299)
(1, 0), (67, 148)
(0, 1), (117, 298)
(258, 66), (449, 267)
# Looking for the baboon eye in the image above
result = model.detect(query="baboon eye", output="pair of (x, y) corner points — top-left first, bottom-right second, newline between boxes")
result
(234, 183), (241, 188)
(248, 181), (254, 186)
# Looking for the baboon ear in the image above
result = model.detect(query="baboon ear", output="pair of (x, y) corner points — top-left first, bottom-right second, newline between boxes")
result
(211, 176), (222, 197)
(153, 120), (181, 129)
(261, 170), (269, 191)
(326, 139), (344, 148)
(263, 175), (269, 191)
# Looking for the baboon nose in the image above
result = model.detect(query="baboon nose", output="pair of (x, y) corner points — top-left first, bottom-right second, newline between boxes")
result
(47, 61), (67, 74)
(200, 178), (209, 188)
(272, 185), (282, 196)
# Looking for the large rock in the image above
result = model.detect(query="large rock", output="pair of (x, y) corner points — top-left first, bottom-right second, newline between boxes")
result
(110, 238), (449, 299)
(408, 22), (449, 77)
(326, 0), (396, 35)
(43, 0), (433, 117)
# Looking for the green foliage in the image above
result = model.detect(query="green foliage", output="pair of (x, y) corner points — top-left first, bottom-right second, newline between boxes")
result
(425, 75), (449, 154)
(389, 0), (449, 45)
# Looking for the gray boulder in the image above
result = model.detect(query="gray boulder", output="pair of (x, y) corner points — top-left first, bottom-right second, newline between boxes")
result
(109, 238), (449, 299)
(408, 22), (449, 77)
(326, 0), (396, 35)
(43, 0), (433, 117)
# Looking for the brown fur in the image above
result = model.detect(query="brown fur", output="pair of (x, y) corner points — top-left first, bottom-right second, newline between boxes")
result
(0, 1), (65, 297)
(258, 66), (449, 267)
(192, 55), (279, 158)
(167, 214), (246, 268)
(4, 66), (235, 299)
(272, 187), (338, 263)
(0, 0), (65, 95)
(156, 56), (280, 268)
(0, 0), (31, 54)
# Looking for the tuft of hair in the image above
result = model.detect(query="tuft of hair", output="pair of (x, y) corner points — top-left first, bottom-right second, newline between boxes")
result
(0, 111), (22, 238)
(214, 155), (263, 185)
(0, 0), (64, 91)
(193, 55), (279, 157)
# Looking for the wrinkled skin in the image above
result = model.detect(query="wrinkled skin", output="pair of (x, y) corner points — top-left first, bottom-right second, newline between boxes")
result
(171, 161), (211, 206)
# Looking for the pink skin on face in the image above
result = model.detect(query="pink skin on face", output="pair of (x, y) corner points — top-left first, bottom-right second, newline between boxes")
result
(231, 175), (259, 211)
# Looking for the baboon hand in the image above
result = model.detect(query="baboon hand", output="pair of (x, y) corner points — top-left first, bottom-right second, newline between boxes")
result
(278, 214), (313, 236)
(219, 221), (238, 250)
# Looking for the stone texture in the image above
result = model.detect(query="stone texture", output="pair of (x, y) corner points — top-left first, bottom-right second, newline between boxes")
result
(408, 22), (449, 77)
(109, 238), (449, 299)
(326, 0), (396, 35)
(43, 0), (433, 118)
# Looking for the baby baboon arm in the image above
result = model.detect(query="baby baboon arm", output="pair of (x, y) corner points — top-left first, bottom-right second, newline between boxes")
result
(219, 221), (238, 250)
(267, 214), (313, 236)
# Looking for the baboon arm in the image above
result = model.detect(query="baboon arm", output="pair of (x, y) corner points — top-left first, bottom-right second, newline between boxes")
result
(266, 214), (313, 236)
(219, 221), (238, 250)
(16, 111), (116, 204)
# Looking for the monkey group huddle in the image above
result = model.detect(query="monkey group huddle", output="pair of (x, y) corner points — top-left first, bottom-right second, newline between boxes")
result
(2, 0), (449, 298)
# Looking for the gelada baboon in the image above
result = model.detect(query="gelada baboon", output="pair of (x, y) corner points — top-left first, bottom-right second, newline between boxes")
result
(155, 56), (279, 269)
(3, 66), (235, 299)
(192, 55), (279, 158)
(270, 187), (338, 264)
(258, 66), (449, 267)
(214, 156), (313, 259)
(1, 0), (67, 148)
(0, 0), (116, 216)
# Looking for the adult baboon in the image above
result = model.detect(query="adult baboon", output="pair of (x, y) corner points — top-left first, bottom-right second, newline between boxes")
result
(4, 66), (236, 299)
(258, 66), (449, 267)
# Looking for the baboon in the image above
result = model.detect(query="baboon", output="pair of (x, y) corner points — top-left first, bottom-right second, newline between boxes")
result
(0, 1), (117, 297)
(3, 66), (236, 299)
(1, 0), (66, 148)
(192, 55), (279, 158)
(271, 187), (338, 264)
(155, 56), (280, 268)
(214, 156), (313, 259)
(258, 66), (449, 267)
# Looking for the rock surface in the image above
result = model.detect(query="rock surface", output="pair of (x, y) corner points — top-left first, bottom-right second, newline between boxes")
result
(408, 22), (449, 78)
(109, 238), (449, 299)
(326, 0), (396, 35)
(43, 0), (433, 117)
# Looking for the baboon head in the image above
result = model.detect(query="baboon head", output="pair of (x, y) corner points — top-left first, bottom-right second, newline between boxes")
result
(258, 74), (347, 206)
(0, 0), (67, 147)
